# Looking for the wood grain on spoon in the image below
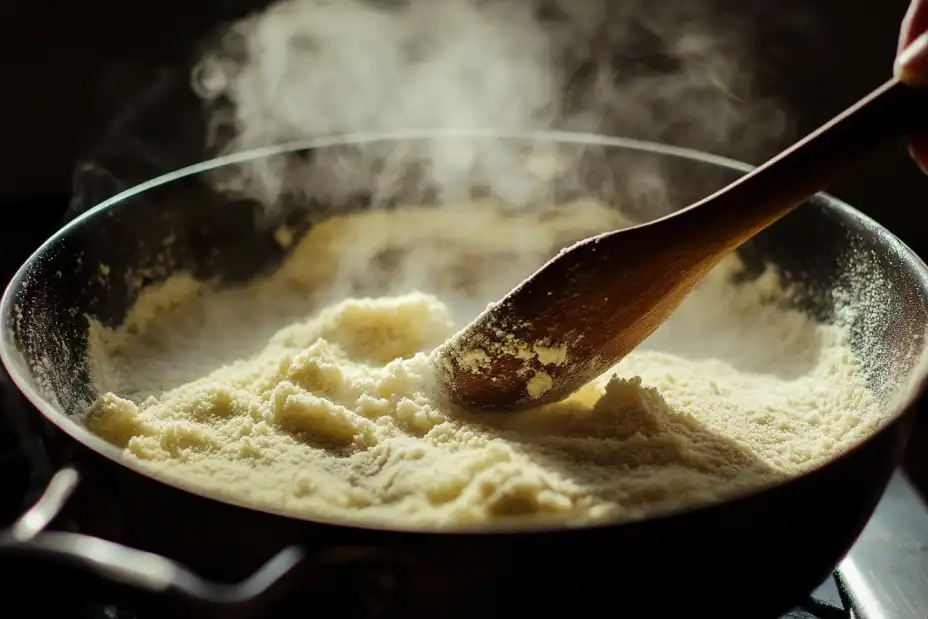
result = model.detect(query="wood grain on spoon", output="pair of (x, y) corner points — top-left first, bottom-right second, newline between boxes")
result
(434, 78), (928, 411)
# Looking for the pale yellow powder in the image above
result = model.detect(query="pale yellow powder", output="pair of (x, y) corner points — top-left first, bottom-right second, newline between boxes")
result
(81, 201), (885, 530)
(525, 371), (554, 399)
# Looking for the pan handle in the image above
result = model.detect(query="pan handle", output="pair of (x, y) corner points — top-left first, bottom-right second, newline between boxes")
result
(0, 467), (307, 616)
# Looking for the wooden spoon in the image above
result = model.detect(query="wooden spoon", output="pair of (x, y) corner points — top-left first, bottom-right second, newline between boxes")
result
(433, 78), (928, 411)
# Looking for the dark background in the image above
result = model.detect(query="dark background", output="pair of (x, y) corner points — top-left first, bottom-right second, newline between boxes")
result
(0, 1), (921, 218)
(0, 1), (926, 488)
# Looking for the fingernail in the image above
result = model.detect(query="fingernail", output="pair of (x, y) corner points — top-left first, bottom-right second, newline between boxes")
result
(896, 32), (928, 84)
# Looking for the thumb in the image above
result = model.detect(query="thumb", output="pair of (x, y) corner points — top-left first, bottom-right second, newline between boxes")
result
(896, 32), (928, 85)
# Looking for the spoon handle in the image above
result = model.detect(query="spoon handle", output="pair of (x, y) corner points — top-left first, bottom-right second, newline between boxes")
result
(673, 78), (928, 255)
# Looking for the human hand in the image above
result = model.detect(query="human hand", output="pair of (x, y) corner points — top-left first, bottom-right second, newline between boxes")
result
(897, 0), (928, 173)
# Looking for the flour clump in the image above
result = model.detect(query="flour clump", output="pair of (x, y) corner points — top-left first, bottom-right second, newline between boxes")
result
(82, 201), (885, 529)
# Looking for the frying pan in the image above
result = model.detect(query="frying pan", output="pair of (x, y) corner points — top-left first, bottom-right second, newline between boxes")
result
(1, 130), (927, 619)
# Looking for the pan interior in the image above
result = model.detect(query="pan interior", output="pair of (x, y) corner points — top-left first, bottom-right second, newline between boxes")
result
(3, 133), (928, 532)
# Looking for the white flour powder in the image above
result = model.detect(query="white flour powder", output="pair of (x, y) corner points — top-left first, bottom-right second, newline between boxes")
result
(82, 201), (885, 529)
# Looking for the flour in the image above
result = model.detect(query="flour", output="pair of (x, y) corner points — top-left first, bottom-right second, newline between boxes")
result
(453, 330), (566, 377)
(81, 201), (885, 530)
(526, 372), (554, 399)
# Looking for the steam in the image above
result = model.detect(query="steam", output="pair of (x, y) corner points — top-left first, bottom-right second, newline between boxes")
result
(192, 0), (790, 219)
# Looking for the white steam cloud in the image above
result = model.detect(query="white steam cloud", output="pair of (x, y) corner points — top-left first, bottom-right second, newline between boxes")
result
(191, 0), (790, 219)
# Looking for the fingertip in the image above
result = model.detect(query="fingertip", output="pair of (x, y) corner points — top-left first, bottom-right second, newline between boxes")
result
(897, 32), (928, 85)
(910, 135), (928, 175)
(900, 0), (928, 53)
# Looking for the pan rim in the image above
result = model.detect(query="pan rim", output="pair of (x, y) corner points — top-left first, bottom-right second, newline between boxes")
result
(3, 128), (928, 536)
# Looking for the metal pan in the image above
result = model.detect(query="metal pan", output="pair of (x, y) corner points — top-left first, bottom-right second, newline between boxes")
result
(2, 131), (927, 619)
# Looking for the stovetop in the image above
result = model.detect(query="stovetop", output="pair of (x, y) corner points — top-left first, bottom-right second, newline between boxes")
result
(1, 198), (928, 619)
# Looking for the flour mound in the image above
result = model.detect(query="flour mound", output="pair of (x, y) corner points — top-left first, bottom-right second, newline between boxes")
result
(82, 203), (884, 529)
